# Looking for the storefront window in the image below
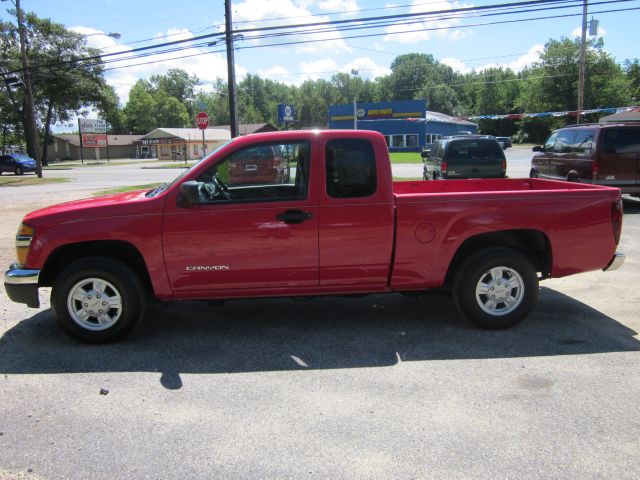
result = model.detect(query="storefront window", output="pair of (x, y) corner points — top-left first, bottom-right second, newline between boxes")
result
(406, 134), (418, 147)
(392, 135), (405, 148)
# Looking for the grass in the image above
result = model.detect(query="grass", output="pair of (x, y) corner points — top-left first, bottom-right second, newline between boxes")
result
(44, 159), (161, 169)
(142, 162), (196, 169)
(0, 175), (68, 187)
(93, 183), (162, 196)
(389, 152), (423, 164)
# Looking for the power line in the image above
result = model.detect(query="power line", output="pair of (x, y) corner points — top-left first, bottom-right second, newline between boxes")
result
(1, 0), (633, 78)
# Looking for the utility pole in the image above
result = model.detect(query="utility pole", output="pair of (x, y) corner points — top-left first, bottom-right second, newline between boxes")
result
(13, 0), (41, 176)
(225, 0), (239, 138)
(577, 0), (588, 124)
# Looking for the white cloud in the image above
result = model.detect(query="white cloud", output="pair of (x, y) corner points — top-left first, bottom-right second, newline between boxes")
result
(440, 57), (471, 74)
(233, 0), (351, 54)
(507, 44), (543, 71)
(299, 58), (339, 82)
(441, 44), (544, 74)
(71, 27), (247, 104)
(384, 1), (472, 44)
(340, 57), (391, 79)
(318, 0), (359, 14)
(258, 65), (291, 77)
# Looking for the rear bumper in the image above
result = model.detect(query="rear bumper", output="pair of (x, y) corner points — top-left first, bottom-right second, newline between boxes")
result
(603, 252), (625, 272)
(4, 263), (40, 308)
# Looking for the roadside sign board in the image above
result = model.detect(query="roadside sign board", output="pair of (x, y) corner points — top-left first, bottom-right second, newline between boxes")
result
(82, 133), (108, 148)
(196, 111), (209, 130)
(278, 104), (295, 124)
(79, 118), (107, 134)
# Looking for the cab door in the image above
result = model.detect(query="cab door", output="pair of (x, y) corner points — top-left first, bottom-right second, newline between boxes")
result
(318, 136), (395, 287)
(162, 139), (319, 293)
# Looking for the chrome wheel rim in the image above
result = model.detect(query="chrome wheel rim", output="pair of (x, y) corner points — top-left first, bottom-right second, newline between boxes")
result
(475, 266), (524, 316)
(67, 277), (122, 331)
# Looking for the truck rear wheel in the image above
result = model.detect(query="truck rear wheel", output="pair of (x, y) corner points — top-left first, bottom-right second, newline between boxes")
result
(51, 257), (146, 343)
(453, 248), (538, 329)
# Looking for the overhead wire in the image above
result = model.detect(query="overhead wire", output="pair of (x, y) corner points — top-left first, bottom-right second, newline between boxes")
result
(1, 0), (636, 80)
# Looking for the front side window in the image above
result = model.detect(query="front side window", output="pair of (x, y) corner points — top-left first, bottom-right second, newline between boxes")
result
(543, 132), (558, 151)
(326, 138), (377, 198)
(194, 141), (310, 203)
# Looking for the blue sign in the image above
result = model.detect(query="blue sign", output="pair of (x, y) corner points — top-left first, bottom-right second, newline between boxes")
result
(278, 104), (296, 124)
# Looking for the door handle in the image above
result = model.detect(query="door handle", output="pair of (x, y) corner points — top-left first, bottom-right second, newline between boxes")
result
(276, 209), (313, 224)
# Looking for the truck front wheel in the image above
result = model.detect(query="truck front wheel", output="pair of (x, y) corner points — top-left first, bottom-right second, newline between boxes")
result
(453, 248), (538, 329)
(51, 257), (146, 343)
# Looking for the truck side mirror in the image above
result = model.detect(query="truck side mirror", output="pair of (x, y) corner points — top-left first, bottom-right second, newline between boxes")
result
(178, 180), (201, 207)
(421, 149), (431, 159)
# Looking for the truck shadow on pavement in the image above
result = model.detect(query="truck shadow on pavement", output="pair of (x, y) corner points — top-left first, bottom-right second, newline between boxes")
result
(0, 287), (637, 390)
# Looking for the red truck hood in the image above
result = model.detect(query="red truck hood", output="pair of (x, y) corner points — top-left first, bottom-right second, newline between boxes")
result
(23, 189), (163, 227)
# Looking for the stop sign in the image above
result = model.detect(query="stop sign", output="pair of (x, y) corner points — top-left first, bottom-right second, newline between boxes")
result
(195, 111), (209, 130)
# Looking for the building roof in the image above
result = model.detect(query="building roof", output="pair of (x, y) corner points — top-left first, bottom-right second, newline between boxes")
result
(139, 128), (231, 142)
(54, 134), (143, 147)
(599, 109), (640, 123)
(213, 123), (277, 134)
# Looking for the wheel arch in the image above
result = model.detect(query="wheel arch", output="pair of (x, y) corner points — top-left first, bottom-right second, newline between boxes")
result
(39, 240), (154, 295)
(444, 229), (551, 287)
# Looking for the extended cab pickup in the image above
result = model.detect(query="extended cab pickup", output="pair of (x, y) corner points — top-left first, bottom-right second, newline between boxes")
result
(4, 130), (625, 343)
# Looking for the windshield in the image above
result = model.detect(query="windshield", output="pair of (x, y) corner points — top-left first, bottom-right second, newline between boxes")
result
(13, 154), (34, 162)
(146, 139), (234, 197)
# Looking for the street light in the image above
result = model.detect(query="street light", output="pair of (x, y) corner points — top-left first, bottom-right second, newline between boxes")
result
(351, 69), (359, 130)
(82, 32), (121, 39)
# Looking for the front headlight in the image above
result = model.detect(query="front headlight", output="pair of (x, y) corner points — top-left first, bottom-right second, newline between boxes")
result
(16, 223), (35, 265)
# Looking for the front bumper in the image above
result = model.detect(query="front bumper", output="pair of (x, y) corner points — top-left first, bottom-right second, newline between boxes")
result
(603, 252), (625, 272)
(4, 263), (41, 308)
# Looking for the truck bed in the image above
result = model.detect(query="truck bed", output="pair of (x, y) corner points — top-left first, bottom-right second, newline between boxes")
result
(393, 178), (620, 196)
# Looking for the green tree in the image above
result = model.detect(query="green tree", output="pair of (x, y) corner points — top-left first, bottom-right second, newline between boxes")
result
(123, 80), (157, 133)
(1, 11), (107, 166)
(150, 68), (199, 117)
(517, 37), (631, 112)
(623, 59), (640, 103)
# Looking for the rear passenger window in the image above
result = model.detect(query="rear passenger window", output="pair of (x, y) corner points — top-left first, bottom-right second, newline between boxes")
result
(572, 130), (594, 154)
(326, 139), (377, 198)
(553, 131), (577, 153)
(603, 128), (640, 154)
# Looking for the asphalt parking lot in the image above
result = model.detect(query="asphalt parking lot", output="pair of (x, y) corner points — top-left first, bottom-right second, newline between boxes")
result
(0, 150), (639, 479)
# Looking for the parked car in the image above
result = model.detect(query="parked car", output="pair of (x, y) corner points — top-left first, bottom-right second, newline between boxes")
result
(227, 144), (290, 185)
(529, 123), (640, 196)
(496, 137), (512, 149)
(0, 153), (37, 175)
(422, 135), (507, 180)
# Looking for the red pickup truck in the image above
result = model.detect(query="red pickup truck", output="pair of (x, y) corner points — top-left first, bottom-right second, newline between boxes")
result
(4, 130), (625, 343)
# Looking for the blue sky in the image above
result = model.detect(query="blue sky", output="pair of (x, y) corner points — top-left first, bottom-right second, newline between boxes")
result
(2, 0), (639, 105)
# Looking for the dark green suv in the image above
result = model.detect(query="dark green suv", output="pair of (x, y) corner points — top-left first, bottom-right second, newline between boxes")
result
(422, 136), (507, 180)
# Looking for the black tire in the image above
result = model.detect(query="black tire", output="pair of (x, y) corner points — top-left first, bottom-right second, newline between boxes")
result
(51, 256), (147, 343)
(15, 166), (24, 175)
(453, 248), (538, 329)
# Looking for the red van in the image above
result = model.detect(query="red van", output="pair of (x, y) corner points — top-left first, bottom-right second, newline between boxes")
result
(530, 123), (640, 196)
